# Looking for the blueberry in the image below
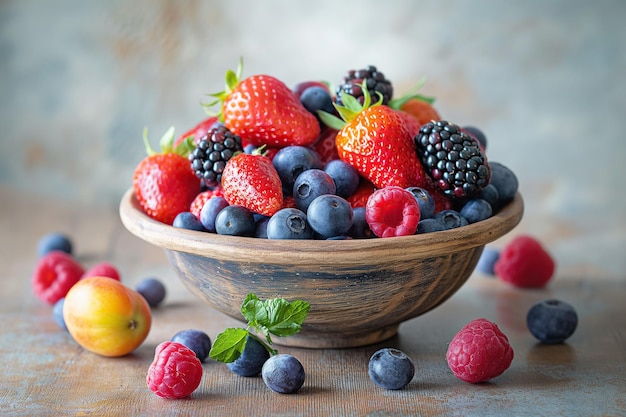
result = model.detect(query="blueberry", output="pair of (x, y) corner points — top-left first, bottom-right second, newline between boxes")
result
(52, 298), (68, 331)
(477, 184), (500, 209)
(348, 207), (375, 239)
(173, 212), (207, 231)
(434, 210), (469, 229)
(299, 86), (335, 122)
(215, 205), (256, 237)
(37, 233), (72, 257)
(527, 299), (578, 344)
(200, 196), (229, 233)
(267, 208), (314, 240)
(171, 329), (212, 362)
(324, 160), (360, 198)
(254, 216), (270, 239)
(459, 198), (493, 224)
(489, 161), (518, 203)
(136, 277), (166, 307)
(262, 354), (306, 394)
(227, 335), (270, 377)
(405, 187), (435, 219)
(293, 169), (336, 212)
(462, 125), (488, 150)
(272, 146), (322, 193)
(476, 247), (500, 276)
(416, 218), (447, 234)
(326, 235), (353, 240)
(306, 194), (354, 238)
(368, 348), (415, 390)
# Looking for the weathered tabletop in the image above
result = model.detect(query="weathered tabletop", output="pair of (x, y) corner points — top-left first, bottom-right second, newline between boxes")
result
(1, 185), (624, 417)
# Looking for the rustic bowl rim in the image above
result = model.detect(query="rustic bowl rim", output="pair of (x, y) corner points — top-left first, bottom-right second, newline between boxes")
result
(119, 188), (524, 262)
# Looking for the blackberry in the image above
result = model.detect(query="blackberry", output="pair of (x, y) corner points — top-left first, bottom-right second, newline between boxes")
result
(336, 65), (393, 106)
(189, 125), (243, 187)
(415, 120), (490, 199)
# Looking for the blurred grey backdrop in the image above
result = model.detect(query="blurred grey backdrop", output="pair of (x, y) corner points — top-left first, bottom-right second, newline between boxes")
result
(1, 0), (625, 276)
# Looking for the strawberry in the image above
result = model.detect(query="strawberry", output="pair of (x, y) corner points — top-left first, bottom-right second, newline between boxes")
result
(173, 115), (219, 148)
(221, 152), (283, 217)
(347, 179), (376, 209)
(395, 109), (421, 138)
(319, 85), (426, 189)
(399, 98), (441, 126)
(310, 127), (340, 165)
(207, 61), (320, 148)
(132, 127), (202, 225)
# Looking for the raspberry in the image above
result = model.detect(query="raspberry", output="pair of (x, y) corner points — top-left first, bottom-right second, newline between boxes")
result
(494, 235), (555, 288)
(446, 318), (514, 384)
(81, 262), (120, 281)
(365, 186), (420, 238)
(189, 188), (223, 219)
(147, 341), (203, 399)
(32, 251), (84, 305)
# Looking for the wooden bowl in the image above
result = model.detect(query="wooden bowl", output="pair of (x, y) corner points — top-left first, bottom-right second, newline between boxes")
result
(119, 189), (523, 349)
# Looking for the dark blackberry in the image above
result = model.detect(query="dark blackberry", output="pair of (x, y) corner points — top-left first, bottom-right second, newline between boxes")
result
(189, 125), (243, 187)
(415, 120), (490, 199)
(336, 65), (393, 106)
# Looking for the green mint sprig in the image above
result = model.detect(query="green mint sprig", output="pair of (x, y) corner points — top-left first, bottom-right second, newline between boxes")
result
(209, 293), (310, 363)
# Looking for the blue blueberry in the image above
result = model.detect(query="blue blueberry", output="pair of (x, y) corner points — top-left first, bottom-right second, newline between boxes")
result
(348, 207), (375, 239)
(326, 235), (353, 240)
(37, 233), (72, 257)
(254, 216), (270, 239)
(272, 146), (322, 193)
(227, 335), (270, 377)
(215, 205), (256, 237)
(171, 329), (212, 362)
(267, 208), (314, 240)
(459, 198), (493, 224)
(52, 297), (68, 331)
(306, 194), (354, 238)
(405, 187), (435, 219)
(368, 348), (415, 390)
(489, 161), (518, 203)
(299, 86), (335, 123)
(527, 299), (578, 344)
(136, 277), (166, 307)
(462, 125), (488, 150)
(173, 212), (207, 231)
(434, 210), (469, 229)
(293, 169), (336, 212)
(324, 159), (360, 198)
(261, 354), (306, 394)
(200, 196), (229, 233)
(476, 247), (500, 276)
(416, 218), (447, 234)
(477, 184), (500, 209)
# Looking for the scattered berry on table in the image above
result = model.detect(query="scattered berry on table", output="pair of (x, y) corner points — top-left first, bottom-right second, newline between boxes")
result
(147, 341), (203, 399)
(199, 196), (229, 233)
(81, 262), (121, 281)
(476, 247), (501, 276)
(215, 205), (256, 237)
(348, 207), (375, 239)
(172, 211), (206, 231)
(189, 124), (244, 187)
(32, 251), (84, 305)
(336, 65), (393, 106)
(189, 188), (224, 219)
(272, 145), (323, 193)
(494, 235), (555, 288)
(406, 186), (436, 219)
(171, 329), (212, 362)
(434, 210), (468, 230)
(459, 198), (493, 224)
(292, 168), (336, 212)
(415, 120), (490, 199)
(368, 348), (415, 390)
(227, 335), (270, 377)
(488, 161), (519, 204)
(527, 299), (578, 344)
(52, 297), (68, 331)
(306, 194), (354, 238)
(462, 125), (488, 151)
(266, 208), (314, 240)
(37, 233), (73, 257)
(446, 318), (514, 384)
(136, 277), (166, 307)
(416, 218), (447, 234)
(366, 186), (420, 238)
(261, 354), (306, 394)
(324, 159), (360, 199)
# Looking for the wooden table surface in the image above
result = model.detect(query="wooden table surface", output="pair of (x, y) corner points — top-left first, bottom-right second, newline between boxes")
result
(1, 184), (625, 417)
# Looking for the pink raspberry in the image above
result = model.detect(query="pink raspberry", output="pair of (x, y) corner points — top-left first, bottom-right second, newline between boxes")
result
(365, 186), (420, 237)
(189, 188), (223, 219)
(147, 341), (203, 399)
(494, 235), (555, 288)
(32, 251), (84, 304)
(446, 318), (514, 383)
(81, 262), (121, 281)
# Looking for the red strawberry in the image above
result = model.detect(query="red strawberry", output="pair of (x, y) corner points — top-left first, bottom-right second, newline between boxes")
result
(347, 179), (376, 209)
(173, 115), (218, 148)
(395, 109), (421, 138)
(221, 152), (283, 217)
(209, 62), (320, 148)
(399, 98), (441, 126)
(310, 127), (340, 165)
(132, 127), (202, 225)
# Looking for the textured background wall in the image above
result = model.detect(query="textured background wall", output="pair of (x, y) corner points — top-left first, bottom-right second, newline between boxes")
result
(1, 1), (625, 275)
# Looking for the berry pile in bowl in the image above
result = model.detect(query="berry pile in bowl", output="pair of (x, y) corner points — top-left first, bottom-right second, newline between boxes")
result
(119, 62), (524, 348)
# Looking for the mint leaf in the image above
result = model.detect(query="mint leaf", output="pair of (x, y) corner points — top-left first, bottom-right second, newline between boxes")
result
(209, 327), (249, 363)
(241, 293), (267, 326)
(264, 299), (310, 337)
